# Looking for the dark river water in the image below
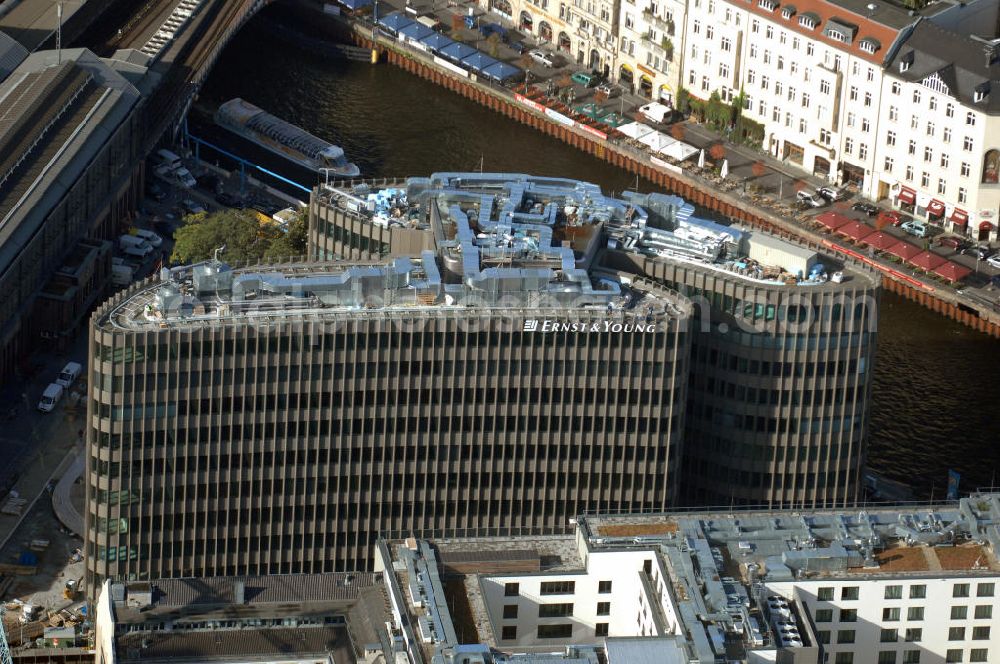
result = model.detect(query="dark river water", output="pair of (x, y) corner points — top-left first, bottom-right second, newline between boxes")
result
(197, 4), (1000, 499)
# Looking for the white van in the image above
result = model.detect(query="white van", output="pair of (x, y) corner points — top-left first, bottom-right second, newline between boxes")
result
(155, 148), (182, 170)
(56, 362), (82, 389)
(132, 229), (163, 248)
(37, 383), (63, 413)
(118, 235), (153, 258)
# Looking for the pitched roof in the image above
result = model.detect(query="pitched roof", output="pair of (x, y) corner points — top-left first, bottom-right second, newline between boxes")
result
(886, 19), (1000, 112)
(742, 0), (921, 65)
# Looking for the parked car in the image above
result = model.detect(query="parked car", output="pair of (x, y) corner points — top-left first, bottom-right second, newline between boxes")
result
(571, 71), (599, 87)
(508, 40), (526, 55)
(528, 49), (555, 67)
(118, 235), (154, 258)
(596, 82), (621, 98)
(987, 254), (1000, 269)
(816, 186), (845, 202)
(851, 201), (879, 216)
(182, 199), (206, 215)
(876, 210), (906, 227)
(900, 220), (929, 237)
(935, 235), (963, 249)
(796, 190), (825, 208)
(215, 192), (242, 208)
(962, 244), (993, 260)
(133, 228), (163, 248)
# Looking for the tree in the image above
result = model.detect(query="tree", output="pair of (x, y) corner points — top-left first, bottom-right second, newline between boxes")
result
(676, 87), (690, 115)
(486, 33), (501, 58)
(264, 211), (308, 261)
(751, 160), (767, 179)
(171, 209), (283, 265)
(708, 143), (727, 162)
(669, 123), (685, 141)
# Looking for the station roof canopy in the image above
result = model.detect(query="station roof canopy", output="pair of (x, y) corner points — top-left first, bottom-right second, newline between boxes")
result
(932, 261), (972, 283)
(376, 12), (414, 33)
(398, 22), (435, 42)
(836, 220), (875, 242)
(482, 60), (522, 82)
(438, 41), (477, 62)
(460, 51), (499, 72)
(418, 32), (454, 52)
(339, 0), (373, 9)
(908, 250), (947, 272)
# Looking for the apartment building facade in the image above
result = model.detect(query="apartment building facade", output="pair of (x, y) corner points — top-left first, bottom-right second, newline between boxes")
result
(616, 0), (685, 103)
(873, 13), (1000, 243)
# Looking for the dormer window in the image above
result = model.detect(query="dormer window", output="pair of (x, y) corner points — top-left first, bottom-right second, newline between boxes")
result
(974, 83), (990, 103)
(798, 13), (818, 29)
(900, 61), (910, 72)
(758, 0), (777, 11)
(781, 5), (795, 19)
(899, 50), (914, 73)
(826, 28), (847, 42)
(859, 38), (879, 54)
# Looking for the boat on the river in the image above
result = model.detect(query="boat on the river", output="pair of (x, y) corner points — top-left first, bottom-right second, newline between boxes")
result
(215, 98), (360, 177)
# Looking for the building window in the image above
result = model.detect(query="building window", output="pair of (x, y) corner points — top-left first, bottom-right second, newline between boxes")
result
(799, 15), (816, 28)
(540, 581), (575, 595)
(946, 103), (954, 117)
(820, 80), (830, 95)
(891, 81), (901, 94)
(719, 63), (730, 77)
(964, 136), (974, 152)
(921, 172), (930, 187)
(889, 105), (898, 121)
(961, 162), (971, 177)
(806, 42), (814, 55)
(598, 580), (612, 594)
(751, 18), (759, 32)
(905, 628), (922, 642)
(761, 75), (769, 90)
(840, 609), (858, 622)
(799, 119), (807, 133)
(952, 606), (969, 619)
(849, 86), (858, 101)
(721, 37), (732, 51)
(884, 157), (894, 172)
(817, 630), (830, 644)
(880, 628), (898, 642)
(862, 118), (871, 132)
(946, 651), (963, 664)
(967, 111), (977, 126)
(693, 19), (700, 33)
(595, 623), (609, 636)
(816, 609), (833, 622)
(706, 25), (714, 38)
(929, 97), (937, 111)
(959, 187), (968, 203)
(911, 115), (919, 129)
(505, 583), (520, 597)
(977, 583), (994, 597)
(802, 92), (810, 107)
(908, 607), (925, 621)
(886, 131), (896, 146)
(944, 127), (952, 143)
(502, 626), (517, 640)
(539, 603), (574, 618)
(537, 624), (573, 639)
(973, 626), (991, 640)
(596, 601), (610, 616)
(941, 153), (950, 168)
(766, 25), (773, 38)
(845, 138), (854, 155)
(906, 166), (914, 181)
(835, 655), (854, 664)
(908, 140), (917, 156)
(820, 129), (831, 144)
(949, 627), (966, 640)
(837, 629), (856, 644)
(913, 90), (921, 104)
(927, 122), (935, 137)
(903, 652), (920, 664)
(924, 147), (933, 162)
(883, 607), (901, 621)
(970, 649), (988, 662)
(910, 585), (927, 599)
(865, 92), (872, 106)
(847, 112), (855, 127)
(503, 604), (519, 619)
(879, 653), (898, 664)
(974, 604), (992, 619)
(859, 144), (868, 160)
(885, 585), (903, 599)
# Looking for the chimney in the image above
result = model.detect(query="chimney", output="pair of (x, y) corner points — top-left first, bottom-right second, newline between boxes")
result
(985, 43), (997, 67)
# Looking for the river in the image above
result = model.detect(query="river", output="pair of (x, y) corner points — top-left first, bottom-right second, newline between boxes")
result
(195, 4), (1000, 498)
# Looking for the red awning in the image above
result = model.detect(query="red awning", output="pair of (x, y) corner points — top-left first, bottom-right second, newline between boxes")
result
(815, 211), (852, 231)
(981, 221), (995, 231)
(862, 231), (899, 250)
(885, 240), (922, 261)
(927, 199), (946, 216)
(949, 209), (969, 225)
(933, 261), (972, 283)
(837, 220), (876, 242)
(897, 187), (916, 205)
(908, 250), (947, 271)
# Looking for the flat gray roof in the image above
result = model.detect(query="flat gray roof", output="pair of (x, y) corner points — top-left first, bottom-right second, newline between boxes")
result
(0, 0), (90, 51)
(0, 30), (26, 81)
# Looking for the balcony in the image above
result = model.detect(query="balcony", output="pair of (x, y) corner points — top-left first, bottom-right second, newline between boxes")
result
(641, 7), (675, 35)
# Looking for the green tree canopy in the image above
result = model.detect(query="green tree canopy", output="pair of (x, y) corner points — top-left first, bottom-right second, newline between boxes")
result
(170, 208), (307, 266)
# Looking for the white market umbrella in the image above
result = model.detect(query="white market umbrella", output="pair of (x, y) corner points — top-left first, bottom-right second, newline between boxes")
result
(720, 159), (729, 179)
(697, 149), (705, 168)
